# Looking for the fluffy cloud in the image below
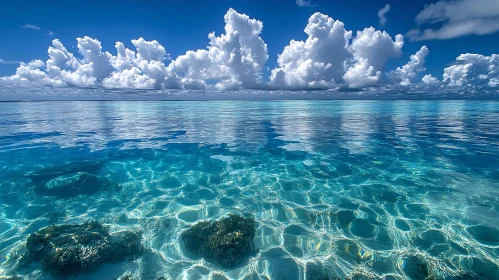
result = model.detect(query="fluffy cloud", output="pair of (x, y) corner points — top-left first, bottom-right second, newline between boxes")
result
(168, 8), (269, 90)
(77, 36), (113, 81)
(343, 58), (381, 88)
(413, 53), (499, 89)
(102, 42), (157, 89)
(102, 68), (155, 89)
(378, 4), (390, 27)
(5, 60), (65, 87)
(270, 13), (352, 88)
(349, 28), (404, 71)
(5, 37), (114, 87)
(270, 12), (404, 89)
(1, 7), (498, 94)
(390, 46), (429, 86)
(345, 28), (404, 88)
(422, 74), (440, 86)
(408, 0), (499, 41)
(3, 9), (269, 90)
(104, 37), (180, 89)
(443, 54), (499, 87)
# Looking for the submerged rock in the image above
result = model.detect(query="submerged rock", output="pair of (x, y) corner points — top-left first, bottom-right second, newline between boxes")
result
(34, 172), (101, 197)
(26, 160), (103, 184)
(401, 254), (432, 279)
(181, 214), (256, 268)
(24, 221), (142, 275)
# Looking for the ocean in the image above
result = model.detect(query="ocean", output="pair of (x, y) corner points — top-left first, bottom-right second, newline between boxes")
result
(0, 101), (498, 279)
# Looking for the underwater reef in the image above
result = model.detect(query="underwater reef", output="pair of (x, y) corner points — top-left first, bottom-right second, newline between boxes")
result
(25, 160), (103, 184)
(26, 160), (107, 197)
(34, 171), (101, 197)
(181, 214), (256, 268)
(23, 221), (143, 275)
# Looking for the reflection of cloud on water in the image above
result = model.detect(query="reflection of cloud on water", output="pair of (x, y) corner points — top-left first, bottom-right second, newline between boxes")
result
(392, 101), (412, 140)
(5, 102), (109, 150)
(339, 102), (374, 154)
(274, 102), (316, 153)
(172, 102), (238, 148)
(437, 101), (467, 142)
(5, 102), (196, 151)
(1, 101), (499, 279)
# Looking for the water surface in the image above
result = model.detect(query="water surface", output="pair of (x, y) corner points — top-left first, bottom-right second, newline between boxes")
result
(0, 101), (498, 279)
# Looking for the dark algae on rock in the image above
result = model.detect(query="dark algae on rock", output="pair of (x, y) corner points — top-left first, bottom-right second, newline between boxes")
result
(181, 214), (256, 268)
(23, 221), (143, 276)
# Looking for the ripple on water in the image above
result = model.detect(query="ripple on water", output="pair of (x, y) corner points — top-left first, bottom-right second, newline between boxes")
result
(413, 229), (447, 250)
(0, 222), (15, 236)
(219, 197), (237, 207)
(1, 101), (499, 279)
(466, 225), (499, 246)
(177, 209), (199, 222)
(267, 257), (300, 280)
(394, 219), (411, 231)
(305, 261), (335, 280)
(350, 219), (377, 239)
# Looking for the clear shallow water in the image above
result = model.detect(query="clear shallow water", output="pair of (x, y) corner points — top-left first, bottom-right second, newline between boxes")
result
(0, 101), (498, 279)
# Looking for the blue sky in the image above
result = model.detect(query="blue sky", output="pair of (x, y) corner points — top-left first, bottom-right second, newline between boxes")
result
(0, 0), (498, 95)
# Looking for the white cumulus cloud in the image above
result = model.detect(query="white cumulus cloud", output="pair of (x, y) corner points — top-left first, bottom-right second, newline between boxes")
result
(5, 60), (65, 87)
(422, 74), (440, 86)
(5, 37), (112, 88)
(77, 36), (114, 81)
(390, 46), (429, 86)
(1, 7), (498, 95)
(3, 9), (269, 91)
(349, 28), (404, 71)
(443, 53), (499, 87)
(408, 0), (499, 41)
(343, 58), (381, 88)
(270, 14), (404, 89)
(270, 12), (352, 89)
(168, 8), (268, 90)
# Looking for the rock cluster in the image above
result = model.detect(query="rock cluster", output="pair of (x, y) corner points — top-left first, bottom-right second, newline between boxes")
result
(24, 221), (142, 275)
(181, 214), (256, 268)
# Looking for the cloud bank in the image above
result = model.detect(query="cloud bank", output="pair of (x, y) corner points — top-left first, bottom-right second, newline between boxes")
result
(408, 0), (499, 41)
(1, 8), (498, 97)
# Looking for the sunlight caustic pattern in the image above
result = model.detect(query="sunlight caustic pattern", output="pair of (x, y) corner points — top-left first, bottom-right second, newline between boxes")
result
(0, 101), (498, 279)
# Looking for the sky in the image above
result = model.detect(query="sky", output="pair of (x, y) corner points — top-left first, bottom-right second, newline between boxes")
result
(0, 0), (498, 98)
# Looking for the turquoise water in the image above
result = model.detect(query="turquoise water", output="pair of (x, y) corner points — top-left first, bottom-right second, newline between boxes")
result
(0, 101), (498, 279)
